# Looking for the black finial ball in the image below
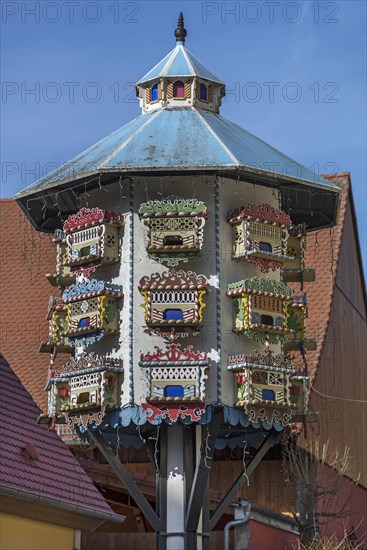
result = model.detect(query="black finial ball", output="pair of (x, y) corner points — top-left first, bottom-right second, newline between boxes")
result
(174, 12), (187, 43)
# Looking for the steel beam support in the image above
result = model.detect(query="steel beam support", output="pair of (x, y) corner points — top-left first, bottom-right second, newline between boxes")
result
(209, 430), (282, 530)
(88, 429), (163, 532)
(185, 413), (222, 533)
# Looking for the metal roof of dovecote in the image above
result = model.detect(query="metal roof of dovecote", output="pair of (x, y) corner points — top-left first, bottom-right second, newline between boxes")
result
(14, 13), (340, 232)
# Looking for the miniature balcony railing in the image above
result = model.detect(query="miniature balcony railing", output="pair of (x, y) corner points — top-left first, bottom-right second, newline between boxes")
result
(283, 224), (316, 283)
(227, 277), (294, 345)
(228, 204), (292, 273)
(46, 353), (123, 418)
(139, 198), (207, 266)
(139, 270), (207, 330)
(140, 343), (209, 404)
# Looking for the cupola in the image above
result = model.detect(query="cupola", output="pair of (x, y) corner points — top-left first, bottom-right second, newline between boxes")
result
(136, 13), (225, 114)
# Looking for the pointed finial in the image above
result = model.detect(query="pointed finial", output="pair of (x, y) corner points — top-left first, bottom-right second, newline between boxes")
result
(174, 12), (187, 44)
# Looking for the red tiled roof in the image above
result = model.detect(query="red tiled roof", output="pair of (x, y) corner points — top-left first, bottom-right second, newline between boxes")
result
(292, 173), (350, 383)
(0, 352), (115, 514)
(0, 200), (59, 410)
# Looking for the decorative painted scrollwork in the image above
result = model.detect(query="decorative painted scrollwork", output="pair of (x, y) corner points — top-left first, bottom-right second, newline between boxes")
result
(63, 207), (123, 232)
(228, 204), (291, 226)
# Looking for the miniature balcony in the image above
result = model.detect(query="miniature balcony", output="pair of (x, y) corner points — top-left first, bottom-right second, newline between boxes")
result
(227, 277), (294, 345)
(228, 204), (293, 273)
(139, 198), (207, 266)
(139, 343), (208, 403)
(139, 270), (207, 329)
(61, 279), (122, 344)
(46, 353), (123, 418)
(227, 350), (309, 426)
(61, 207), (123, 274)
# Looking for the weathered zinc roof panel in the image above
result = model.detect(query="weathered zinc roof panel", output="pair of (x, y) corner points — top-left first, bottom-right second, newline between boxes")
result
(15, 108), (338, 196)
(22, 113), (150, 190)
(106, 108), (234, 167)
(137, 45), (224, 84)
(137, 49), (174, 83)
(200, 110), (325, 185)
(166, 47), (191, 76)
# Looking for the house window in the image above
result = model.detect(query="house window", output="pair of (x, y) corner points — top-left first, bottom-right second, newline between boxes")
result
(259, 242), (272, 253)
(200, 83), (207, 100)
(164, 385), (184, 398)
(163, 309), (184, 321)
(173, 80), (185, 98)
(151, 83), (158, 102)
(262, 389), (275, 401)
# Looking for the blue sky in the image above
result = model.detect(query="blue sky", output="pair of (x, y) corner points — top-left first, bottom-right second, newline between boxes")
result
(1, 0), (366, 274)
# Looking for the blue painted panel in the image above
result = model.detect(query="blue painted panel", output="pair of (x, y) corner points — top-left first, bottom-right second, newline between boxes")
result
(200, 83), (208, 100)
(151, 83), (158, 101)
(262, 389), (275, 400)
(163, 309), (183, 321)
(164, 385), (184, 398)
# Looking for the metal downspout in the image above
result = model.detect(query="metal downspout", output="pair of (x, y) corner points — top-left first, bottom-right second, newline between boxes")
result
(224, 502), (251, 550)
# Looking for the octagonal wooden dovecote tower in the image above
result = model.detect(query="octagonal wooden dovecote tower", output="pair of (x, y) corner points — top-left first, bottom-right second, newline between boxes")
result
(16, 13), (340, 550)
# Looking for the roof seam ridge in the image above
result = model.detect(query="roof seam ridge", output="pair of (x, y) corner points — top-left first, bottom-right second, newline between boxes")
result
(181, 47), (195, 76)
(100, 111), (162, 168)
(162, 47), (178, 77)
(193, 109), (239, 165)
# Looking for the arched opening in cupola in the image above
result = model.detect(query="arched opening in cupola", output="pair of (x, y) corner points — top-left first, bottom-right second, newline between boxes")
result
(151, 83), (159, 102)
(200, 83), (207, 100)
(173, 80), (185, 98)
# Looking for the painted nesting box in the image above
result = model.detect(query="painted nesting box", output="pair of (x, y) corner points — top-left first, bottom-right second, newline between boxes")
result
(228, 204), (293, 272)
(289, 375), (310, 420)
(138, 198), (207, 266)
(227, 277), (294, 344)
(63, 207), (123, 274)
(41, 295), (70, 353)
(284, 294), (317, 352)
(139, 343), (209, 403)
(283, 224), (316, 283)
(62, 279), (122, 345)
(227, 350), (306, 426)
(46, 352), (123, 417)
(45, 230), (75, 287)
(139, 270), (207, 328)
